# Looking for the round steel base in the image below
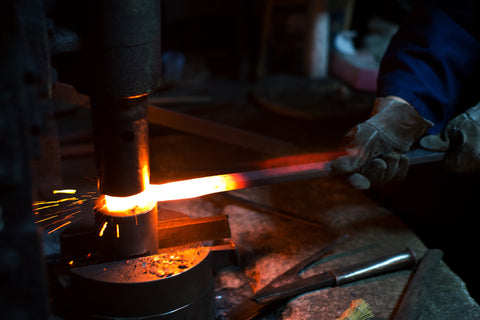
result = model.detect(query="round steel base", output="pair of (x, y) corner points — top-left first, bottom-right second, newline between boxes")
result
(70, 245), (214, 320)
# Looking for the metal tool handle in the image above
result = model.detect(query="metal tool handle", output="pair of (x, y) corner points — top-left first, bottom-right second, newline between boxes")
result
(254, 248), (417, 305)
(330, 248), (417, 285)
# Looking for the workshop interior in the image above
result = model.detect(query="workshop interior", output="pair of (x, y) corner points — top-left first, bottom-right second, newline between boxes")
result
(1, 0), (479, 319)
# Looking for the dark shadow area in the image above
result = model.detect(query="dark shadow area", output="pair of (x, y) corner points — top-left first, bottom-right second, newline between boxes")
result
(368, 163), (480, 303)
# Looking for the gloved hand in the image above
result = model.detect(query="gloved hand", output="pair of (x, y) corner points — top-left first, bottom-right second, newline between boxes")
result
(331, 97), (433, 189)
(420, 103), (480, 173)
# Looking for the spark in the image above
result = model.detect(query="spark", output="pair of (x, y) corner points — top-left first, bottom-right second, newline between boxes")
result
(60, 211), (81, 221)
(35, 215), (58, 224)
(68, 260), (74, 266)
(41, 211), (80, 229)
(53, 189), (77, 195)
(33, 197), (79, 208)
(48, 221), (72, 234)
(99, 221), (108, 237)
(34, 203), (60, 211)
(126, 92), (149, 99)
(51, 208), (79, 215)
(33, 190), (95, 233)
(116, 224), (120, 238)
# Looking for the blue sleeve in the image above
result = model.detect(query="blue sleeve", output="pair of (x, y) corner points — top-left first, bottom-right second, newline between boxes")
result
(377, 1), (480, 134)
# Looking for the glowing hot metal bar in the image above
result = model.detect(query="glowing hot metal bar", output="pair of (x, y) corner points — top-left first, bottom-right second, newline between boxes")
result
(102, 148), (444, 213)
(150, 161), (332, 201)
(103, 159), (333, 212)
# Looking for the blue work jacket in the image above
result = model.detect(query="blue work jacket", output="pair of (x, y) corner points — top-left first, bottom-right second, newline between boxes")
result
(377, 0), (480, 134)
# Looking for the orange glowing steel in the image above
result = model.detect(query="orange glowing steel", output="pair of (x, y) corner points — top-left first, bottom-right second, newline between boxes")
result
(103, 174), (244, 213)
(149, 174), (244, 202)
(101, 192), (156, 214)
(102, 152), (339, 213)
(99, 163), (153, 214)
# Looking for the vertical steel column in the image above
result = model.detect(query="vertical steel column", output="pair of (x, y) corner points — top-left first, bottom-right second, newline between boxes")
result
(84, 0), (162, 197)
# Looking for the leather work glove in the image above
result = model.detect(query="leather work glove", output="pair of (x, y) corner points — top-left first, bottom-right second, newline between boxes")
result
(420, 103), (480, 173)
(331, 97), (433, 189)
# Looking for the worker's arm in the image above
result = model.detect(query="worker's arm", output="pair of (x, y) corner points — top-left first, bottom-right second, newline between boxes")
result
(331, 1), (480, 189)
(378, 0), (480, 134)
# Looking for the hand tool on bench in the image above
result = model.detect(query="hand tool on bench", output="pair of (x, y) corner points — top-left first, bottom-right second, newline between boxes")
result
(227, 235), (348, 320)
(228, 240), (417, 320)
(253, 247), (417, 305)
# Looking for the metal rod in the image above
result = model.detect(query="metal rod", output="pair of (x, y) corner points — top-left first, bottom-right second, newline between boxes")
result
(202, 149), (443, 192)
